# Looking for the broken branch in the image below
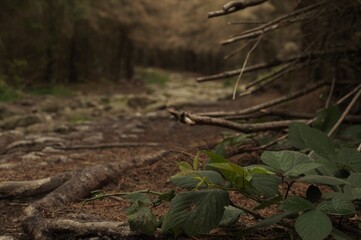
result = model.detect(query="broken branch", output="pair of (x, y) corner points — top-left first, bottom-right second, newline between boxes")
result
(208, 0), (268, 18)
(168, 108), (306, 133)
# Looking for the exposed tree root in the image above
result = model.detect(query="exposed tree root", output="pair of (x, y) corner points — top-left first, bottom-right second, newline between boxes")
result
(0, 173), (72, 199)
(1, 150), (169, 239)
(23, 218), (132, 240)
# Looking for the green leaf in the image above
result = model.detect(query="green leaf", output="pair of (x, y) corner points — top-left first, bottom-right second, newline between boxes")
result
(288, 123), (335, 159)
(317, 196), (356, 216)
(261, 150), (320, 177)
(253, 195), (283, 210)
(295, 210), (332, 240)
(127, 207), (158, 236)
(331, 227), (354, 240)
(312, 105), (341, 133)
(340, 125), (361, 142)
(205, 150), (229, 165)
(247, 211), (294, 230)
(170, 170), (224, 189)
(281, 196), (314, 212)
(125, 193), (152, 214)
(251, 174), (280, 198)
(297, 175), (349, 185)
(289, 123), (308, 149)
(161, 189), (229, 235)
(347, 173), (361, 188)
(219, 205), (245, 227)
(178, 161), (193, 172)
(193, 152), (200, 171)
(285, 162), (323, 177)
(337, 149), (361, 172)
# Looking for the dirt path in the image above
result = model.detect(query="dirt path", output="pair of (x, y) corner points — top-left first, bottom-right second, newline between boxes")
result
(0, 69), (288, 239)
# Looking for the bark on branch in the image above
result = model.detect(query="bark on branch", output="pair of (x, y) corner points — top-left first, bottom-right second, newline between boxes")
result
(208, 0), (268, 18)
(200, 81), (326, 117)
(168, 108), (306, 133)
(197, 47), (361, 82)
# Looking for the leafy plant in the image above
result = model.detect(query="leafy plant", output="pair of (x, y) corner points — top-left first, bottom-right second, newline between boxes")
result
(84, 124), (360, 239)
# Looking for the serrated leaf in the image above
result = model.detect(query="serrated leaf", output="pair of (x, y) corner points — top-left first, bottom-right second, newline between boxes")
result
(251, 174), (280, 198)
(127, 207), (158, 236)
(193, 152), (200, 171)
(289, 123), (308, 149)
(261, 150), (319, 177)
(125, 193), (152, 214)
(340, 125), (361, 142)
(282, 196), (314, 212)
(297, 175), (349, 185)
(331, 227), (354, 240)
(285, 162), (323, 177)
(337, 148), (361, 172)
(208, 162), (250, 179)
(347, 173), (361, 188)
(317, 196), (356, 216)
(219, 205), (245, 227)
(178, 161), (193, 172)
(312, 105), (341, 133)
(170, 170), (224, 189)
(288, 123), (335, 159)
(161, 189), (229, 235)
(295, 210), (332, 240)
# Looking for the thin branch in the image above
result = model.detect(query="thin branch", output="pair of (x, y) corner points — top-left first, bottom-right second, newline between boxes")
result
(168, 108), (307, 133)
(54, 142), (159, 151)
(208, 0), (268, 18)
(245, 64), (292, 89)
(200, 81), (326, 117)
(222, 1), (329, 44)
(328, 88), (361, 136)
(336, 84), (361, 104)
(325, 77), (336, 108)
(197, 47), (361, 82)
(223, 40), (255, 60)
(233, 34), (263, 99)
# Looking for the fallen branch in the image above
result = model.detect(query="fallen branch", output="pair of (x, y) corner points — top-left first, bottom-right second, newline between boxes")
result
(328, 88), (361, 136)
(208, 0), (268, 18)
(168, 108), (307, 133)
(197, 47), (361, 82)
(200, 81), (326, 117)
(221, 1), (328, 44)
(55, 142), (160, 151)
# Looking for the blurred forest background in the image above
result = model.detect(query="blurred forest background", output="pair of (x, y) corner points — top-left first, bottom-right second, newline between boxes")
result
(0, 0), (297, 89)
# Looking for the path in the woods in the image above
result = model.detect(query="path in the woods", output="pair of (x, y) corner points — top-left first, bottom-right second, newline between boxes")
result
(0, 70), (283, 239)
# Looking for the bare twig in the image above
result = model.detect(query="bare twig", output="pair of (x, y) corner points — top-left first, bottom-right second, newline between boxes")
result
(200, 81), (326, 117)
(208, 0), (268, 18)
(222, 1), (329, 44)
(168, 108), (306, 133)
(55, 142), (159, 151)
(336, 84), (361, 104)
(325, 77), (336, 108)
(328, 88), (361, 136)
(233, 35), (263, 99)
(197, 47), (361, 82)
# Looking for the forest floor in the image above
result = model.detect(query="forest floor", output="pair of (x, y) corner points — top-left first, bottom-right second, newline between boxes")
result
(0, 69), (325, 240)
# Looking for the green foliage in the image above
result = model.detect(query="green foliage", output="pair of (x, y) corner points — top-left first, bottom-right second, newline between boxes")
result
(27, 85), (74, 97)
(161, 189), (230, 236)
(295, 210), (333, 240)
(137, 68), (169, 86)
(0, 79), (21, 102)
(89, 124), (360, 238)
